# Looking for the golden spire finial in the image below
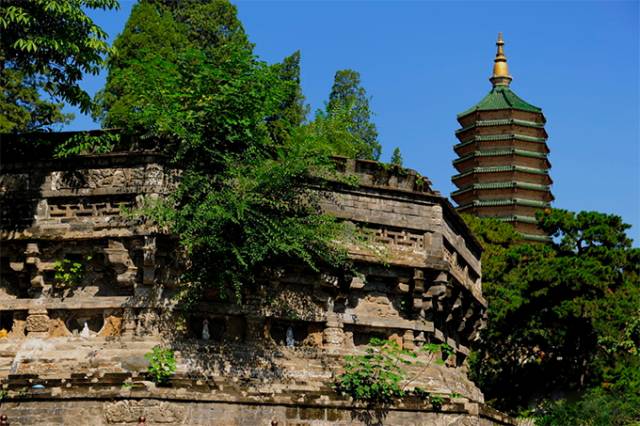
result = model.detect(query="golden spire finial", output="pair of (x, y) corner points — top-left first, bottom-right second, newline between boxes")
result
(490, 32), (512, 87)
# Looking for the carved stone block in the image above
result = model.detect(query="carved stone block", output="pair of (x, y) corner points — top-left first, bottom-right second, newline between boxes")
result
(26, 309), (50, 335)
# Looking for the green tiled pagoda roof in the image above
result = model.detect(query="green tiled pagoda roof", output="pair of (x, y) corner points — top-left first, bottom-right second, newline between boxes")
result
(457, 133), (547, 144)
(457, 198), (550, 209)
(521, 233), (552, 242)
(455, 118), (544, 134)
(454, 135), (549, 153)
(497, 215), (538, 224)
(453, 148), (549, 165)
(451, 181), (550, 196)
(452, 165), (550, 181)
(458, 86), (542, 117)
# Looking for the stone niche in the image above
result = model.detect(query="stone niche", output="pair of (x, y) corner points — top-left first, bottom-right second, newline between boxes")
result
(181, 314), (247, 343)
(268, 319), (323, 348)
(0, 240), (141, 299)
(0, 309), (125, 339)
(0, 310), (26, 338)
(346, 325), (391, 347)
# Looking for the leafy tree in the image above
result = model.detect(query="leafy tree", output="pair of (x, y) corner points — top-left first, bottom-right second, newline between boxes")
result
(465, 210), (640, 419)
(99, 0), (351, 303)
(0, 68), (72, 132)
(305, 107), (375, 160)
(168, 0), (251, 56)
(390, 147), (403, 166)
(325, 69), (381, 160)
(0, 0), (118, 132)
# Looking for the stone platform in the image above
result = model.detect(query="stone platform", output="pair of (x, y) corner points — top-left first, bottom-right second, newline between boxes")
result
(0, 141), (514, 425)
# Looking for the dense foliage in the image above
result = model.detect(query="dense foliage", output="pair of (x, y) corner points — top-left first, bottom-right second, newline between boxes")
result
(0, 0), (118, 132)
(465, 210), (640, 423)
(98, 0), (356, 303)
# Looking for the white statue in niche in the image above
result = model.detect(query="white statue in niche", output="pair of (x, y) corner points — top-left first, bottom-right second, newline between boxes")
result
(326, 297), (334, 312)
(285, 326), (295, 347)
(202, 319), (210, 340)
(80, 321), (90, 338)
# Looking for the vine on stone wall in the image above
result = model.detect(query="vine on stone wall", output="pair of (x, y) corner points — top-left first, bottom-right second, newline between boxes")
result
(335, 338), (454, 408)
(53, 254), (92, 289)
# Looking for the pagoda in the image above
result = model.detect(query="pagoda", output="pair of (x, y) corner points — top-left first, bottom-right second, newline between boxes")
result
(452, 33), (553, 240)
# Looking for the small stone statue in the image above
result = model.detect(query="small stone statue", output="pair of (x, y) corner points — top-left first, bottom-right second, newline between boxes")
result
(80, 321), (90, 338)
(285, 326), (295, 347)
(202, 319), (210, 340)
(326, 297), (334, 312)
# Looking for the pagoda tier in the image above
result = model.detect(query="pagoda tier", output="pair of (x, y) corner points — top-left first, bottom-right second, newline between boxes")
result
(452, 34), (553, 241)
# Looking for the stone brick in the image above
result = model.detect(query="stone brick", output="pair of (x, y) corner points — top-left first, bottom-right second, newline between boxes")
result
(326, 408), (345, 421)
(298, 407), (324, 420)
(26, 314), (50, 333)
(285, 406), (298, 419)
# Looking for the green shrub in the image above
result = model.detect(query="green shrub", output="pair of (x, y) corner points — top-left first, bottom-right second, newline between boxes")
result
(335, 338), (411, 406)
(53, 255), (91, 289)
(412, 387), (447, 411)
(536, 388), (640, 426)
(335, 338), (452, 407)
(537, 360), (640, 426)
(145, 346), (176, 385)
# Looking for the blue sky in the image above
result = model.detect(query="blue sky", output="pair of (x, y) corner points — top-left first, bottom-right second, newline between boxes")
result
(66, 1), (640, 243)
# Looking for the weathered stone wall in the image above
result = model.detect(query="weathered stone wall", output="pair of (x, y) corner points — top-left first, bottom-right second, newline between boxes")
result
(0, 397), (515, 426)
(0, 149), (514, 425)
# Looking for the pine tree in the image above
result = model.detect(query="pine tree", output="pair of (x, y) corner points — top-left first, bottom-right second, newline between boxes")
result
(268, 50), (308, 143)
(390, 147), (403, 166)
(465, 210), (640, 416)
(96, 1), (187, 129)
(326, 69), (381, 160)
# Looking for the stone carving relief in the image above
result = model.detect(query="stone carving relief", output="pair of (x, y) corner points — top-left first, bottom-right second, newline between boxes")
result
(26, 308), (49, 337)
(47, 165), (172, 194)
(100, 313), (123, 337)
(47, 198), (135, 220)
(373, 226), (426, 252)
(104, 400), (185, 424)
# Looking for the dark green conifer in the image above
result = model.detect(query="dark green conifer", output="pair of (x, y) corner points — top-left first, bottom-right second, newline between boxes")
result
(390, 147), (403, 166)
(326, 69), (381, 160)
(465, 209), (640, 420)
(268, 50), (309, 144)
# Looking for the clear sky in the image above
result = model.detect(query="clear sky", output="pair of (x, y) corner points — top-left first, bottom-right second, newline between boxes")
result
(65, 1), (640, 243)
